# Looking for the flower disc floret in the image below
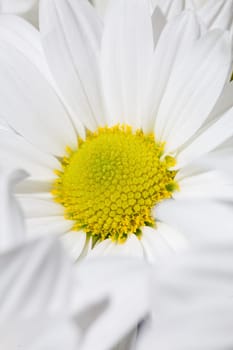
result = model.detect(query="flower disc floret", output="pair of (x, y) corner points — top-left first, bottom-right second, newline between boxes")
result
(52, 125), (178, 243)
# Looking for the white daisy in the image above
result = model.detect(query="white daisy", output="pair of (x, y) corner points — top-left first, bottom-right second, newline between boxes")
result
(0, 0), (232, 263)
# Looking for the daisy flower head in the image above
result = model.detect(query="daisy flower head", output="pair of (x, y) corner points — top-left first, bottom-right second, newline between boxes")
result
(0, 0), (233, 262)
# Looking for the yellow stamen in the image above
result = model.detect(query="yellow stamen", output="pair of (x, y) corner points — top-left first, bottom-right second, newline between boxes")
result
(52, 125), (178, 243)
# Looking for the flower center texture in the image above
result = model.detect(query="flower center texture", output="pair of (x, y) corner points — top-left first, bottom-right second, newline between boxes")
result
(52, 125), (178, 243)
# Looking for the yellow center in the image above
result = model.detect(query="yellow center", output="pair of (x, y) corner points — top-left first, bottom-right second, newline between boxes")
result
(52, 125), (178, 243)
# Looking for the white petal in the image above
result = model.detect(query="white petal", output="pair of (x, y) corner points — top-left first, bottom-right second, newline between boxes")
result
(0, 317), (80, 350)
(198, 0), (233, 31)
(141, 227), (173, 262)
(0, 15), (51, 80)
(156, 222), (188, 251)
(175, 168), (233, 200)
(196, 147), (233, 178)
(0, 168), (27, 252)
(88, 234), (144, 259)
(75, 258), (150, 350)
(0, 15), (78, 134)
(0, 39), (77, 156)
(141, 224), (187, 264)
(206, 81), (233, 123)
(40, 0), (104, 130)
(25, 216), (74, 237)
(0, 14), (84, 136)
(156, 198), (233, 243)
(151, 0), (195, 19)
(0, 237), (77, 318)
(177, 106), (233, 167)
(143, 11), (202, 132)
(156, 29), (232, 152)
(61, 231), (87, 261)
(101, 0), (153, 128)
(0, 130), (60, 179)
(137, 222), (233, 350)
(0, 0), (37, 14)
(19, 197), (64, 217)
(15, 179), (53, 195)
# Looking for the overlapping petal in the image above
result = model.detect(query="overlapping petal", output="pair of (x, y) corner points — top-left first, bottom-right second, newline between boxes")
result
(40, 0), (104, 130)
(137, 225), (233, 349)
(101, 0), (153, 127)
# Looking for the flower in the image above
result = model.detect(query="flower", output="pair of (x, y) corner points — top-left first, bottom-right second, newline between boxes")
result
(151, 0), (233, 33)
(0, 0), (232, 262)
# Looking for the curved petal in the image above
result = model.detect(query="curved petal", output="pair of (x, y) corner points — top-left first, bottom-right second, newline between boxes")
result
(15, 179), (54, 196)
(207, 82), (233, 124)
(61, 231), (87, 261)
(0, 38), (77, 156)
(0, 237), (77, 318)
(175, 168), (233, 200)
(198, 0), (233, 31)
(195, 146), (233, 178)
(156, 198), (233, 242)
(156, 29), (232, 152)
(141, 224), (188, 263)
(0, 232), (81, 348)
(137, 225), (233, 350)
(0, 14), (51, 79)
(19, 197), (64, 217)
(143, 11), (202, 132)
(176, 106), (233, 168)
(75, 258), (150, 350)
(40, 0), (104, 130)
(101, 0), (153, 128)
(0, 14), (85, 137)
(151, 0), (195, 19)
(0, 130), (60, 179)
(25, 216), (74, 237)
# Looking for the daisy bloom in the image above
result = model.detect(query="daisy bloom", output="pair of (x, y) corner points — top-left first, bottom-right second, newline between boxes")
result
(0, 0), (233, 263)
